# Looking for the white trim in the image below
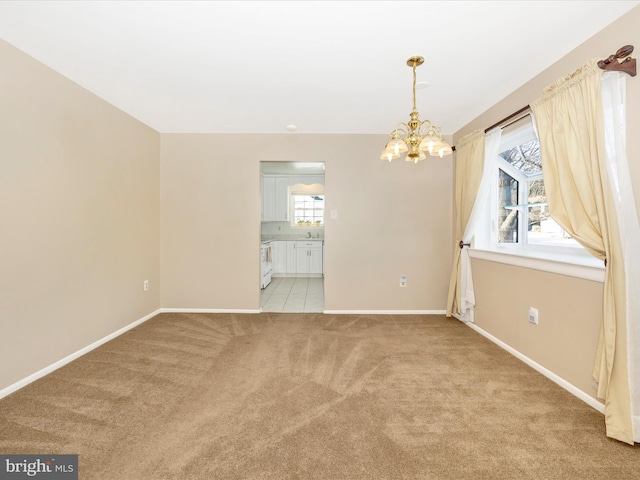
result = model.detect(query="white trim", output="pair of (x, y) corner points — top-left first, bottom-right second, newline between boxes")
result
(464, 321), (605, 414)
(322, 310), (447, 315)
(0, 308), (162, 401)
(469, 248), (605, 283)
(160, 308), (262, 314)
(453, 310), (474, 323)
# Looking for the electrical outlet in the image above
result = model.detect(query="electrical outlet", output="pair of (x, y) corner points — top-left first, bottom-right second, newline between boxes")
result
(528, 307), (538, 325)
(143, 280), (149, 292)
(400, 275), (407, 287)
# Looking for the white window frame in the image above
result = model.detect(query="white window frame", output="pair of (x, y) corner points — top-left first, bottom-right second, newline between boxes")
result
(472, 115), (604, 282)
(290, 191), (324, 228)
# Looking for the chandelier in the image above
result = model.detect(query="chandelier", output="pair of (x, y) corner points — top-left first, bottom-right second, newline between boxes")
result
(380, 56), (453, 163)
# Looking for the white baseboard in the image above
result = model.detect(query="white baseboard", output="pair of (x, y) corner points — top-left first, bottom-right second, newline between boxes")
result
(464, 321), (605, 414)
(322, 310), (447, 315)
(160, 308), (262, 314)
(0, 308), (162, 401)
(161, 308), (446, 316)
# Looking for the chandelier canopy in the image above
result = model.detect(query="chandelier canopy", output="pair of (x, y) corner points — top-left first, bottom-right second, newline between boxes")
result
(380, 56), (452, 163)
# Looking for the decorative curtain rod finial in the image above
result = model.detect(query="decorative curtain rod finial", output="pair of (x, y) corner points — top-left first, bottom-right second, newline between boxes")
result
(598, 44), (636, 77)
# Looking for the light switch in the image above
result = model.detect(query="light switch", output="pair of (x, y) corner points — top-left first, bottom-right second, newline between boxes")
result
(330, 209), (338, 219)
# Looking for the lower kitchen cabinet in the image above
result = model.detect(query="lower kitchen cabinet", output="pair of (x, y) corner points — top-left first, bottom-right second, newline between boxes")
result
(272, 241), (287, 274)
(296, 241), (323, 274)
(271, 240), (323, 276)
(286, 241), (297, 273)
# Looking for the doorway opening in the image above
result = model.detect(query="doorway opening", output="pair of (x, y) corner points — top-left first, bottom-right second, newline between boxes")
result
(259, 161), (325, 312)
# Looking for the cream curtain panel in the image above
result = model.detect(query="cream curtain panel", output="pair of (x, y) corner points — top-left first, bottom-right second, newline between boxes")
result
(446, 129), (484, 319)
(531, 60), (634, 444)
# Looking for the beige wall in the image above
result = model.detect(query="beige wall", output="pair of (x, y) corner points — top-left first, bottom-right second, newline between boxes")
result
(0, 39), (160, 391)
(453, 5), (640, 402)
(472, 260), (603, 395)
(160, 134), (453, 311)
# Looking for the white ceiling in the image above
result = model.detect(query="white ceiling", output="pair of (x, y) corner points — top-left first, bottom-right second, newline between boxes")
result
(0, 1), (638, 135)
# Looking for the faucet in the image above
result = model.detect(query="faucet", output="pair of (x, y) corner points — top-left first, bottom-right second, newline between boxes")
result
(307, 231), (312, 238)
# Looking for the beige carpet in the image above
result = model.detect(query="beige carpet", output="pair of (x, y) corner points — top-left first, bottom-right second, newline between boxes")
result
(0, 312), (638, 479)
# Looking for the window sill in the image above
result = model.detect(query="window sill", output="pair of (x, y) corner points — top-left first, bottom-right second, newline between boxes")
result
(469, 248), (605, 283)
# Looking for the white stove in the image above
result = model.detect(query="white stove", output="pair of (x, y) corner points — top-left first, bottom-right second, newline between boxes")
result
(260, 241), (273, 289)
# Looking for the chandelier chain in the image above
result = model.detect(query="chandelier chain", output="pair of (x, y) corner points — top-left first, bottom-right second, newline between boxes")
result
(412, 62), (417, 112)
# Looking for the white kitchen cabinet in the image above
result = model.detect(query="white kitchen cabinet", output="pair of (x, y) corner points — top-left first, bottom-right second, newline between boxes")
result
(309, 248), (323, 274)
(262, 176), (275, 221)
(262, 175), (288, 222)
(296, 241), (323, 275)
(286, 241), (297, 274)
(272, 240), (323, 276)
(274, 177), (289, 221)
(272, 241), (299, 275)
(272, 241), (287, 274)
(296, 247), (309, 274)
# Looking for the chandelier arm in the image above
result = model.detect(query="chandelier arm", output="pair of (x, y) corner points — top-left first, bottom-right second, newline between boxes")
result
(417, 120), (434, 135)
(391, 124), (410, 138)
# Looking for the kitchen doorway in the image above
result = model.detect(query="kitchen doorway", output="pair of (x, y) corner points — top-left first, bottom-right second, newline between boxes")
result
(260, 161), (325, 312)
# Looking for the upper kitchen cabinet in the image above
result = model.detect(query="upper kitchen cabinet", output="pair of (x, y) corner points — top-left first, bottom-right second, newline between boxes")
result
(261, 175), (289, 222)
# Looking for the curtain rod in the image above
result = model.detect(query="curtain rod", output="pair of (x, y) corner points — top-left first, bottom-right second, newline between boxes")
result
(450, 105), (530, 152)
(451, 44), (636, 152)
(483, 105), (531, 134)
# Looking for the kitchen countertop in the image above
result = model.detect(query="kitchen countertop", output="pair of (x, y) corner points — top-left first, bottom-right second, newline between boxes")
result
(261, 235), (324, 242)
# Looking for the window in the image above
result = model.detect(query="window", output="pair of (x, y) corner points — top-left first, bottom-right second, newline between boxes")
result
(498, 168), (519, 243)
(471, 113), (603, 282)
(497, 139), (577, 247)
(491, 114), (582, 251)
(291, 193), (324, 226)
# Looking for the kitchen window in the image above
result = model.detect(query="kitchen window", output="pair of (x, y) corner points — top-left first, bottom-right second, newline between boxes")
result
(291, 193), (324, 226)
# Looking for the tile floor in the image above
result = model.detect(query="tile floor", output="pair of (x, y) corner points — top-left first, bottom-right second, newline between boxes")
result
(260, 277), (324, 313)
